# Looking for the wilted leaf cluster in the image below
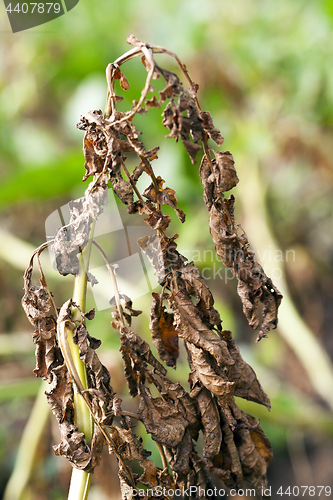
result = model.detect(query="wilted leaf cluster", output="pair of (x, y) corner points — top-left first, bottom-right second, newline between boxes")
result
(22, 35), (281, 499)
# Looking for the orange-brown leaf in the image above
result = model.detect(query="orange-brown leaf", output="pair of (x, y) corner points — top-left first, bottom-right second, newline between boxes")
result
(150, 292), (179, 368)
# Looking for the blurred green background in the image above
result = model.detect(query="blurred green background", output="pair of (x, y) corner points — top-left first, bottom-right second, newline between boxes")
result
(1, 0), (333, 498)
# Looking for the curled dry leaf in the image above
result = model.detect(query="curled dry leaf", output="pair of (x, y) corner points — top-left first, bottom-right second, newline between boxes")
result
(191, 384), (222, 466)
(138, 233), (186, 285)
(73, 323), (115, 424)
(222, 330), (271, 409)
(144, 209), (171, 231)
(201, 111), (224, 146)
(187, 341), (234, 398)
(22, 259), (52, 325)
(110, 425), (174, 498)
(120, 326), (167, 377)
(173, 291), (234, 367)
(179, 261), (222, 329)
(32, 317), (59, 382)
(164, 429), (193, 481)
(208, 197), (282, 340)
(142, 175), (185, 223)
(235, 418), (272, 495)
(160, 88), (224, 165)
(157, 65), (182, 103)
(48, 299), (120, 471)
(138, 384), (188, 448)
(200, 151), (239, 208)
(145, 95), (160, 108)
(199, 147), (282, 340)
(162, 96), (202, 164)
(52, 184), (108, 276)
(161, 377), (200, 440)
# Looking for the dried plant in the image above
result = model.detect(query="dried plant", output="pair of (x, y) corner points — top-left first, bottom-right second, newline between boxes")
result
(22, 35), (282, 500)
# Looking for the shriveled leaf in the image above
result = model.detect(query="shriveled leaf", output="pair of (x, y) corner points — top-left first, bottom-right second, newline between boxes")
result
(235, 423), (272, 495)
(201, 111), (224, 145)
(144, 210), (171, 231)
(73, 323), (114, 423)
(46, 361), (98, 473)
(219, 419), (243, 485)
(142, 176), (185, 223)
(145, 95), (160, 108)
(209, 197), (282, 339)
(214, 151), (239, 192)
(120, 71), (130, 90)
(138, 233), (186, 285)
(84, 308), (95, 321)
(111, 424), (174, 495)
(157, 66), (182, 102)
(52, 185), (108, 275)
(124, 299), (142, 318)
(120, 327), (168, 397)
(187, 342), (234, 397)
(82, 134), (105, 180)
(179, 261), (222, 329)
(199, 154), (215, 210)
(33, 317), (59, 382)
(22, 261), (52, 325)
(119, 342), (138, 398)
(164, 429), (192, 479)
(161, 378), (200, 439)
(200, 152), (238, 208)
(222, 330), (271, 409)
(22, 285), (51, 325)
(162, 100), (180, 138)
(162, 96), (203, 164)
(131, 162), (149, 182)
(138, 384), (187, 448)
(173, 291), (234, 367)
(121, 327), (167, 376)
(193, 385), (222, 466)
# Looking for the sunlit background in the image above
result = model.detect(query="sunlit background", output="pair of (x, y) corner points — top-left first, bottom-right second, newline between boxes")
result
(1, 0), (333, 498)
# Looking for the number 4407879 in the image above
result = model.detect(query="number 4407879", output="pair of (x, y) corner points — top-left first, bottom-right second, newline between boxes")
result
(5, 3), (61, 14)
(277, 486), (331, 496)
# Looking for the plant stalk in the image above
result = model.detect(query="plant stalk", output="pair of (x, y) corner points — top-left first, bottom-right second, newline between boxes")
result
(67, 223), (95, 500)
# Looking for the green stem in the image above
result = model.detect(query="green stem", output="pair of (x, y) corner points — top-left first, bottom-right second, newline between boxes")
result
(67, 223), (95, 500)
(68, 469), (92, 500)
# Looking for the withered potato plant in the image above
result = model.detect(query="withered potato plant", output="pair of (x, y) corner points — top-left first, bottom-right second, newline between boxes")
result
(22, 35), (282, 500)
